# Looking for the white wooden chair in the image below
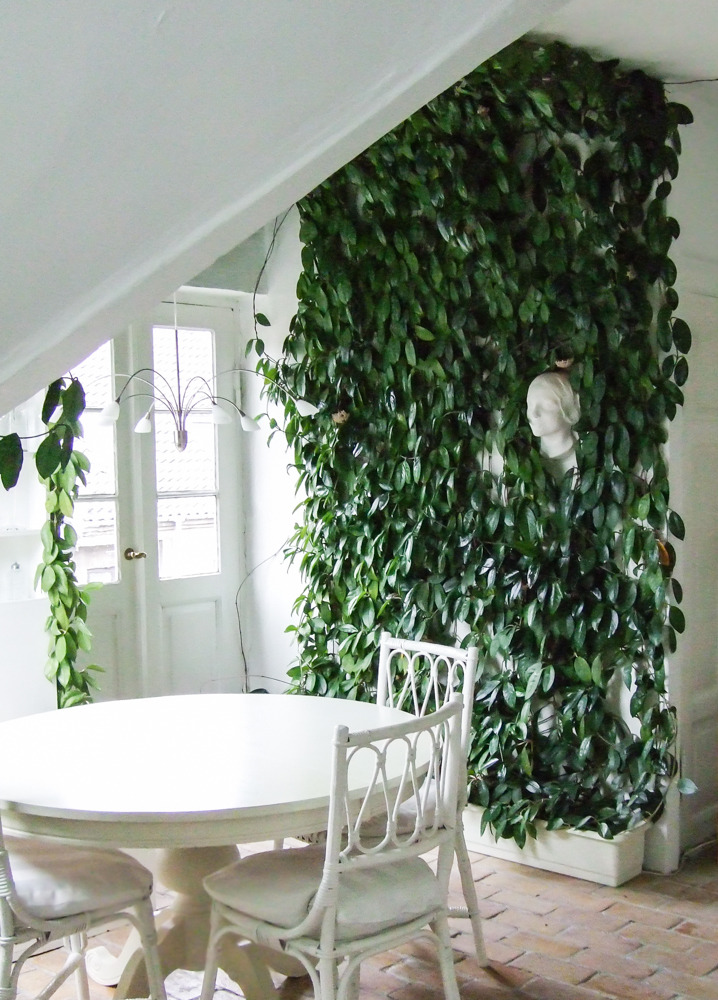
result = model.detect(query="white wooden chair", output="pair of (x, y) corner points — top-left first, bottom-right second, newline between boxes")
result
(0, 816), (166, 1000)
(201, 697), (464, 1000)
(376, 631), (487, 964)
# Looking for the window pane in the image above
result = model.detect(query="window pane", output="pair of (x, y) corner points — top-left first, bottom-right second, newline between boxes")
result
(73, 500), (119, 584)
(152, 326), (214, 409)
(79, 412), (117, 496)
(69, 342), (120, 584)
(70, 341), (114, 410)
(154, 410), (216, 494)
(152, 323), (220, 580)
(157, 495), (219, 579)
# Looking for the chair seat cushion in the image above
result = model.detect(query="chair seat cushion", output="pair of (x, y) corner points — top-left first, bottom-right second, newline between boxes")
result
(7, 835), (153, 919)
(204, 845), (442, 940)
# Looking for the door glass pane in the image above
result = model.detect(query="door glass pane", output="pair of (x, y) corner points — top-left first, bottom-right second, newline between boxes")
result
(152, 324), (220, 580)
(73, 500), (119, 584)
(152, 326), (214, 412)
(154, 411), (216, 494)
(71, 342), (119, 584)
(79, 414), (117, 496)
(157, 496), (219, 579)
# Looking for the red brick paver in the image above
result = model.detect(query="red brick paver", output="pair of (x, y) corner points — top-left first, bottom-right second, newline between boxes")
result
(14, 841), (718, 1000)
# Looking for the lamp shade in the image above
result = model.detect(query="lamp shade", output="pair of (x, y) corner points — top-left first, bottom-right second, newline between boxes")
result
(211, 401), (233, 425)
(99, 400), (121, 423)
(239, 412), (261, 432)
(295, 398), (319, 417)
(134, 410), (153, 434)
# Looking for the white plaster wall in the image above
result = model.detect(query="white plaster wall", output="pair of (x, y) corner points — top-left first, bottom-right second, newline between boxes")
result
(0, 0), (569, 417)
(0, 394), (56, 719)
(237, 210), (305, 692)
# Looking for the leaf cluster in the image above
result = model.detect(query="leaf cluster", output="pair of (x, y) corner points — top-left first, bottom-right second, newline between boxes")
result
(252, 40), (692, 842)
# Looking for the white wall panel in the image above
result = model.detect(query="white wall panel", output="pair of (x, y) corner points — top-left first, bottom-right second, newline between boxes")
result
(162, 600), (220, 694)
(669, 291), (718, 850)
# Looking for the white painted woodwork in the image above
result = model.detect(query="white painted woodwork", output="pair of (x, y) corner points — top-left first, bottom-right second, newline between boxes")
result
(667, 288), (718, 850)
(162, 601), (220, 694)
(84, 295), (244, 699)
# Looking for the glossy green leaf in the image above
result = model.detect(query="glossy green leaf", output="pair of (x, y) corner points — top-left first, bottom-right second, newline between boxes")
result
(671, 318), (692, 354)
(668, 511), (685, 540)
(35, 434), (63, 479)
(574, 657), (592, 683)
(0, 433), (23, 490)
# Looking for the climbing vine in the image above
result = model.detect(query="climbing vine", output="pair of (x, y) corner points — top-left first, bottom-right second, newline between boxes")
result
(33, 378), (102, 707)
(254, 40), (694, 843)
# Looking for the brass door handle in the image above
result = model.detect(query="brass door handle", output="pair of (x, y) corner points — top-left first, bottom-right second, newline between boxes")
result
(124, 547), (147, 561)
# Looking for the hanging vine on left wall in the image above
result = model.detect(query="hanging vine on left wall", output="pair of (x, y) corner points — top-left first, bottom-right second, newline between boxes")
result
(0, 376), (102, 707)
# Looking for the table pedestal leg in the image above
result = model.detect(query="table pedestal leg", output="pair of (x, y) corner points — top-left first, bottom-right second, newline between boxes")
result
(87, 845), (305, 1000)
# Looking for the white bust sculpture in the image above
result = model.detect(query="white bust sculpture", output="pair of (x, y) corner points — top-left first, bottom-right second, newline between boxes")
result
(526, 371), (580, 476)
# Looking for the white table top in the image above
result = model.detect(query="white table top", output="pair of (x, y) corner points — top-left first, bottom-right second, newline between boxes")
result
(0, 693), (412, 848)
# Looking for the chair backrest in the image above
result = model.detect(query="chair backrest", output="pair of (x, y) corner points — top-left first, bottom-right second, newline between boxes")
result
(287, 697), (464, 941)
(376, 632), (478, 754)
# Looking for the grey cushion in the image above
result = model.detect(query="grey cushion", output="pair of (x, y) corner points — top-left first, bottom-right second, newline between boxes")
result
(7, 835), (153, 919)
(204, 845), (442, 940)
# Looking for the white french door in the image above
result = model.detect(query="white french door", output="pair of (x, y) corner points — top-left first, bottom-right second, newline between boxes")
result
(74, 293), (244, 699)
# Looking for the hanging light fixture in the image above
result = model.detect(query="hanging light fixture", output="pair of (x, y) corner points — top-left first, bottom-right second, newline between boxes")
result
(99, 295), (317, 450)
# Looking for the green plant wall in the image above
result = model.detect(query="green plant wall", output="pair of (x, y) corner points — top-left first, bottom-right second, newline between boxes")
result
(255, 40), (693, 843)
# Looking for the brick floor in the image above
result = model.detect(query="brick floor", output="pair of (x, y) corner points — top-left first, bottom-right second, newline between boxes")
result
(13, 841), (718, 999)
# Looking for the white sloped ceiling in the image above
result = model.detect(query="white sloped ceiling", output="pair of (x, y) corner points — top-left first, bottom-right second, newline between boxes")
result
(0, 0), (570, 413)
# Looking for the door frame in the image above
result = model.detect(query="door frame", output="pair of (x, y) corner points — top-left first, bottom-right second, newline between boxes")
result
(84, 290), (246, 699)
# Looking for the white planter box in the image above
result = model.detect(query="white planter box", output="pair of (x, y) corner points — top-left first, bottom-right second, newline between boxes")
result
(463, 804), (647, 887)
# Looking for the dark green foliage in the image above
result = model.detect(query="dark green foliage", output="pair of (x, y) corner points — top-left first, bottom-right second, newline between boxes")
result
(254, 40), (692, 842)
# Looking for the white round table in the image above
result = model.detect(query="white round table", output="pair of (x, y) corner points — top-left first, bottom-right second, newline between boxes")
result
(0, 693), (413, 999)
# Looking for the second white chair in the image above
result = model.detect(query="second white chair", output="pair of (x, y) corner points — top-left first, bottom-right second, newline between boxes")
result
(201, 697), (465, 1000)
(280, 630), (488, 964)
(376, 631), (487, 964)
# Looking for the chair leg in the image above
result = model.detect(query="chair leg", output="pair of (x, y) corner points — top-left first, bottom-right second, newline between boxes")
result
(451, 822), (488, 966)
(69, 934), (91, 1000)
(199, 911), (222, 1000)
(336, 960), (359, 1000)
(432, 916), (461, 1000)
(133, 899), (167, 1000)
(0, 936), (19, 1000)
(318, 954), (338, 1000)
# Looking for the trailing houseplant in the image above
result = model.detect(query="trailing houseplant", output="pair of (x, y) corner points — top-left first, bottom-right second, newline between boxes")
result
(0, 377), (101, 707)
(252, 39), (694, 845)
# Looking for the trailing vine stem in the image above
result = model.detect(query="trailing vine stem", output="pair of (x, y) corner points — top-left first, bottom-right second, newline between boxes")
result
(32, 377), (103, 708)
